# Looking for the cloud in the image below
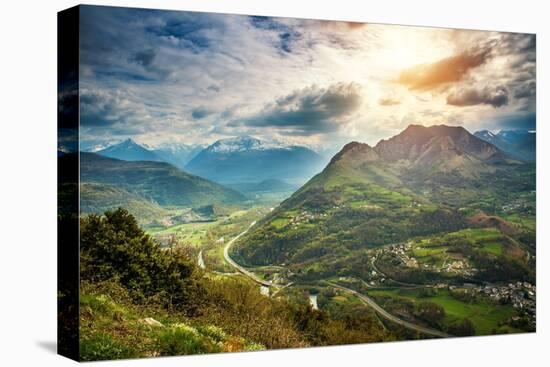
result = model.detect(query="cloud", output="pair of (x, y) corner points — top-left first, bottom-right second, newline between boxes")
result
(191, 106), (213, 120)
(129, 48), (156, 68)
(58, 88), (79, 129)
(513, 80), (536, 99)
(398, 47), (491, 90)
(446, 86), (509, 108)
(75, 6), (536, 149)
(379, 97), (401, 106)
(79, 88), (152, 127)
(235, 82), (362, 135)
(249, 16), (302, 54)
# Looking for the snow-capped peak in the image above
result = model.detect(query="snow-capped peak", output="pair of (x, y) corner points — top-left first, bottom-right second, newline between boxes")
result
(207, 136), (291, 153)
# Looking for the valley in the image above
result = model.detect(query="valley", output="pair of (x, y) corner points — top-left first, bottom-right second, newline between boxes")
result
(72, 125), (536, 359)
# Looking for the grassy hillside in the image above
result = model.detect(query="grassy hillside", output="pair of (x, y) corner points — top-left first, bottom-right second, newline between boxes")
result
(235, 161), (465, 272)
(234, 126), (535, 285)
(80, 183), (169, 223)
(76, 208), (399, 361)
(77, 152), (246, 207)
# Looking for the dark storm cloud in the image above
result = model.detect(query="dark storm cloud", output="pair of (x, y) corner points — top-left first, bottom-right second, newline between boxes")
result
(130, 48), (156, 68)
(250, 16), (302, 54)
(79, 90), (120, 127)
(58, 87), (78, 129)
(144, 13), (222, 54)
(514, 80), (536, 99)
(398, 47), (491, 90)
(79, 5), (225, 82)
(79, 89), (151, 127)
(236, 82), (362, 135)
(447, 86), (509, 108)
(191, 106), (213, 120)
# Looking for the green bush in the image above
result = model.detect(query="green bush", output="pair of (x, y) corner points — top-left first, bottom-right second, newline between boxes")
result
(195, 325), (227, 343)
(80, 334), (134, 361)
(413, 301), (445, 328)
(157, 324), (219, 355)
(80, 208), (203, 313)
(447, 318), (476, 336)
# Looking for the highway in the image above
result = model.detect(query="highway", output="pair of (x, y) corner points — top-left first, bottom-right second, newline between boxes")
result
(222, 223), (450, 338)
(223, 221), (275, 287)
(329, 283), (451, 338)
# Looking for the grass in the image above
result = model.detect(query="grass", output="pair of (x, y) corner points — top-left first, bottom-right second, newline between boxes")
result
(410, 228), (508, 267)
(79, 286), (264, 361)
(366, 288), (520, 335)
(271, 217), (290, 229)
(481, 241), (504, 256)
(147, 221), (217, 247)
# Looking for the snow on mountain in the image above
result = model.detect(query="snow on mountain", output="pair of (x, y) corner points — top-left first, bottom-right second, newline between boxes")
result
(206, 136), (293, 153)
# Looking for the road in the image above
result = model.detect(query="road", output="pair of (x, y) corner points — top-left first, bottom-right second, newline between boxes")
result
(371, 253), (424, 288)
(223, 224), (450, 337)
(270, 282), (294, 298)
(197, 250), (205, 269)
(329, 283), (451, 338)
(223, 221), (275, 287)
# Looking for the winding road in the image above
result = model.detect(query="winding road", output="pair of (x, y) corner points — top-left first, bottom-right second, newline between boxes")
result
(223, 221), (275, 287)
(197, 250), (205, 269)
(221, 221), (450, 337)
(328, 283), (451, 338)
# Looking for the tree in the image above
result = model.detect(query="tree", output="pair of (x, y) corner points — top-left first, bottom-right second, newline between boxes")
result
(447, 318), (476, 336)
(80, 208), (201, 312)
(414, 302), (445, 328)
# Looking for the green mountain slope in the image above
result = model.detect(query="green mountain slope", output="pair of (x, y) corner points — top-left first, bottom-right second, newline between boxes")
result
(74, 152), (246, 208)
(234, 125), (535, 282)
(80, 183), (170, 222)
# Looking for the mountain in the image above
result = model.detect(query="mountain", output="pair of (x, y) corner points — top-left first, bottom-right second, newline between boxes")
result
(474, 129), (536, 162)
(97, 139), (164, 162)
(234, 124), (535, 280)
(185, 136), (326, 185)
(80, 182), (169, 222)
(152, 144), (205, 170)
(74, 152), (246, 208)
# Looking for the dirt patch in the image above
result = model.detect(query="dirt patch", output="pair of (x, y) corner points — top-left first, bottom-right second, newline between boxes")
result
(467, 211), (519, 236)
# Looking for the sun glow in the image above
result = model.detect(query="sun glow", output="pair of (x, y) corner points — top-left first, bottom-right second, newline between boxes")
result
(369, 25), (454, 73)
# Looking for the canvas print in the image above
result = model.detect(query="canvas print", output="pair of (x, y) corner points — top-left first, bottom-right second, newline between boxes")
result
(58, 5), (536, 361)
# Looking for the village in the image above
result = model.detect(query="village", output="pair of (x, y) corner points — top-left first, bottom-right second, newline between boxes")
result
(476, 282), (536, 317)
(379, 242), (479, 277)
(289, 209), (327, 229)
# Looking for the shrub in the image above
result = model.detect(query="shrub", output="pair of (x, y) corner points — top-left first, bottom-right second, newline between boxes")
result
(447, 318), (476, 336)
(80, 334), (134, 361)
(80, 208), (204, 313)
(413, 301), (445, 328)
(157, 324), (219, 355)
(196, 325), (227, 343)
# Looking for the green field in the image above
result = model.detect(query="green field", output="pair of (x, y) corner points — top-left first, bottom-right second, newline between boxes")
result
(147, 221), (217, 246)
(366, 288), (521, 335)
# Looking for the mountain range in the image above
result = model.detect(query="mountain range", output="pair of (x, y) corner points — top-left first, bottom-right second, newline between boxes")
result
(93, 136), (326, 188)
(96, 139), (165, 162)
(235, 124), (535, 277)
(474, 129), (536, 162)
(58, 152), (247, 222)
(184, 136), (326, 185)
(153, 144), (205, 170)
(95, 139), (204, 169)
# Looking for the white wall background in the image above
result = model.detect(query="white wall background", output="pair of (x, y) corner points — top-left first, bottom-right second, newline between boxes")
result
(0, 0), (546, 366)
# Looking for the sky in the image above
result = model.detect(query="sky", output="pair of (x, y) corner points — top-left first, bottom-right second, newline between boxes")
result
(72, 5), (536, 151)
